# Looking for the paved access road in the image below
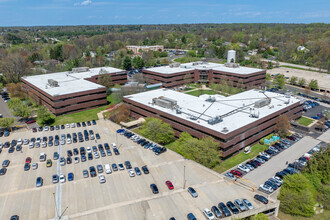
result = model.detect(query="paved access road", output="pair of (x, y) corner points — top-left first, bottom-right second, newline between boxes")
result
(243, 136), (320, 186)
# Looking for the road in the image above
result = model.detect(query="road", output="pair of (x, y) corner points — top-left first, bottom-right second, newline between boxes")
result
(0, 98), (13, 118)
(262, 59), (327, 73)
(243, 136), (320, 186)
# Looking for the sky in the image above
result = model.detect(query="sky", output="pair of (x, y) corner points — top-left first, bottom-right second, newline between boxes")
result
(0, 0), (329, 26)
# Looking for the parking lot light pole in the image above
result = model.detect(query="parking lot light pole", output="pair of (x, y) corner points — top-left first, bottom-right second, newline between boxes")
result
(183, 165), (186, 189)
(53, 193), (59, 219)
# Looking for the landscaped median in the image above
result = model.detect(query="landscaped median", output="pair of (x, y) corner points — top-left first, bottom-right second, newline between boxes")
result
(297, 116), (314, 127)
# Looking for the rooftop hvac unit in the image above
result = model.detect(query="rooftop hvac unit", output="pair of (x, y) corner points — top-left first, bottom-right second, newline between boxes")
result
(205, 96), (216, 102)
(227, 50), (236, 63)
(208, 116), (223, 125)
(71, 67), (89, 73)
(152, 96), (177, 109)
(47, 79), (59, 87)
(190, 115), (198, 120)
(221, 127), (229, 133)
(254, 98), (271, 108)
(176, 109), (182, 114)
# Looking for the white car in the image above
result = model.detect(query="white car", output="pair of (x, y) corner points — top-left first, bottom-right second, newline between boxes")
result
(66, 123), (70, 128)
(86, 147), (92, 154)
(203, 208), (215, 220)
(44, 126), (49, 131)
(99, 174), (106, 183)
(59, 174), (66, 183)
(71, 123), (75, 128)
(90, 134), (95, 140)
(32, 162), (38, 170)
(259, 184), (274, 193)
(128, 169), (135, 177)
(29, 142), (35, 149)
(23, 139), (29, 145)
(237, 164), (250, 173)
(36, 138), (41, 143)
(273, 176), (283, 184)
(67, 139), (72, 144)
(111, 143), (117, 149)
(259, 152), (271, 159)
(42, 142), (47, 148)
(60, 140), (65, 145)
(39, 152), (46, 162)
(104, 164), (112, 174)
(17, 138), (23, 145)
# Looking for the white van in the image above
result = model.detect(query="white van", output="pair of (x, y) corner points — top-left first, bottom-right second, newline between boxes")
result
(104, 164), (112, 174)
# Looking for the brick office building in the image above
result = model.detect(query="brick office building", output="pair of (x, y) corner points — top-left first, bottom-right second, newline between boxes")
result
(142, 61), (266, 88)
(21, 67), (127, 115)
(123, 89), (303, 158)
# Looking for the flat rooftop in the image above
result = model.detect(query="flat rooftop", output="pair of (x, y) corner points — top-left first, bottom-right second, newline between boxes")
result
(145, 61), (264, 75)
(124, 89), (301, 134)
(22, 67), (125, 96)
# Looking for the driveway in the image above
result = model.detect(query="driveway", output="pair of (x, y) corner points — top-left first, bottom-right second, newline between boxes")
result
(0, 97), (13, 118)
(243, 136), (320, 186)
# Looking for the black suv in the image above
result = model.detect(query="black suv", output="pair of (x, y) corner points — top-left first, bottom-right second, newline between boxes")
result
(150, 184), (159, 194)
(226, 201), (239, 214)
(89, 166), (97, 177)
(254, 194), (269, 204)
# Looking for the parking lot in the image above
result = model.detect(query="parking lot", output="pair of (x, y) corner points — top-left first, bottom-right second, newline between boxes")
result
(243, 136), (321, 187)
(0, 120), (277, 219)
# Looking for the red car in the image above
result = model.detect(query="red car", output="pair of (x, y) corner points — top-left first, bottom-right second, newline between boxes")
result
(230, 170), (242, 177)
(26, 120), (36, 124)
(166, 181), (174, 190)
(25, 157), (32, 163)
(304, 157), (310, 161)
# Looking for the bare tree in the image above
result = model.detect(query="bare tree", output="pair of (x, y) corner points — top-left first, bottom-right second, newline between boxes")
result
(275, 115), (291, 137)
(1, 54), (32, 83)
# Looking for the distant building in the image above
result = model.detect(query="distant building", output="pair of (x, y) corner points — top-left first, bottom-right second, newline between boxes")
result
(126, 45), (164, 55)
(143, 61), (266, 89)
(21, 67), (127, 115)
(297, 46), (309, 52)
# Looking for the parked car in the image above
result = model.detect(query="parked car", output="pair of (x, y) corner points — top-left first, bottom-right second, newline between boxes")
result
(99, 174), (106, 183)
(242, 198), (254, 210)
(237, 164), (250, 173)
(203, 208), (215, 220)
(150, 184), (159, 194)
(234, 199), (247, 212)
(254, 194), (269, 204)
(187, 187), (198, 198)
(230, 170), (242, 177)
(226, 201), (240, 214)
(36, 177), (43, 187)
(259, 184), (274, 193)
(211, 206), (222, 218)
(187, 213), (197, 220)
(165, 180), (174, 190)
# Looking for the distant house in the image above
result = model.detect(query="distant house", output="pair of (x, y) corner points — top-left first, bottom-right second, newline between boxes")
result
(126, 45), (164, 55)
(297, 46), (309, 52)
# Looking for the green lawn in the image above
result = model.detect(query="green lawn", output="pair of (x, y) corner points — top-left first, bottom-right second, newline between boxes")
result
(186, 89), (217, 96)
(213, 133), (275, 173)
(214, 143), (269, 173)
(51, 104), (111, 125)
(298, 116), (314, 126)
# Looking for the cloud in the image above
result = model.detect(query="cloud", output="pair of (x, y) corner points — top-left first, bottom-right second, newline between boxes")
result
(74, 0), (92, 6)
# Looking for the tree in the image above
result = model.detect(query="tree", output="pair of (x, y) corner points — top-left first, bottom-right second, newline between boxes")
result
(289, 76), (298, 85)
(275, 115), (291, 137)
(1, 54), (32, 83)
(170, 132), (221, 168)
(132, 56), (145, 69)
(309, 79), (319, 90)
(37, 105), (54, 125)
(11, 104), (31, 118)
(187, 50), (197, 57)
(265, 73), (272, 81)
(97, 74), (112, 88)
(298, 77), (307, 87)
(250, 213), (269, 220)
(122, 56), (132, 70)
(140, 117), (175, 145)
(0, 117), (15, 129)
(278, 174), (315, 217)
(7, 97), (23, 110)
(273, 74), (286, 88)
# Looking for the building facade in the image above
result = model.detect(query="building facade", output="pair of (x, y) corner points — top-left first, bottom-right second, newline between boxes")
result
(123, 89), (303, 158)
(126, 45), (164, 55)
(142, 61), (266, 89)
(21, 67), (127, 115)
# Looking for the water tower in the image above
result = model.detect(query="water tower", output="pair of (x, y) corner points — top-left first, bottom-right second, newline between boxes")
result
(227, 50), (236, 63)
